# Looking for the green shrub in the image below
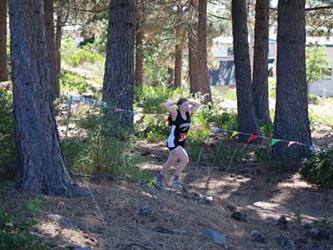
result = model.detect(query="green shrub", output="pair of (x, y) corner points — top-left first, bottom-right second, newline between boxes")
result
(61, 35), (104, 67)
(306, 45), (331, 84)
(207, 140), (250, 166)
(143, 40), (171, 86)
(259, 121), (273, 137)
(134, 85), (187, 114)
(309, 109), (333, 130)
(0, 198), (43, 250)
(187, 126), (211, 144)
(63, 48), (104, 66)
(61, 112), (152, 181)
(59, 70), (92, 94)
(308, 94), (320, 104)
(135, 115), (169, 142)
(61, 35), (76, 51)
(222, 87), (237, 101)
(300, 148), (333, 188)
(0, 90), (15, 176)
(254, 146), (271, 162)
(186, 140), (203, 162)
(210, 110), (238, 132)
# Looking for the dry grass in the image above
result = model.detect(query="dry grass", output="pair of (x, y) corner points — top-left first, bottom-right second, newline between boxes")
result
(1, 161), (332, 250)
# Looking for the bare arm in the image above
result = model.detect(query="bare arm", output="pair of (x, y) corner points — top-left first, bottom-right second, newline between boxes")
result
(188, 100), (201, 114)
(162, 100), (177, 120)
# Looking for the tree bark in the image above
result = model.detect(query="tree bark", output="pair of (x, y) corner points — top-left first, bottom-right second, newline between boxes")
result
(55, 9), (63, 85)
(44, 0), (59, 99)
(253, 0), (271, 125)
(197, 0), (212, 103)
(174, 28), (184, 88)
(188, 0), (199, 94)
(134, 29), (143, 87)
(231, 0), (260, 141)
(103, 0), (136, 131)
(9, 0), (74, 196)
(188, 21), (199, 93)
(272, 0), (311, 161)
(0, 0), (8, 82)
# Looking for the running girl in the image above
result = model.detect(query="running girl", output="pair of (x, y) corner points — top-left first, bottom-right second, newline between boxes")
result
(155, 98), (201, 189)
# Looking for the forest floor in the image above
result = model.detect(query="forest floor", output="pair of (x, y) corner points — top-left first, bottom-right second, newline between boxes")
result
(1, 68), (333, 249)
(1, 135), (333, 249)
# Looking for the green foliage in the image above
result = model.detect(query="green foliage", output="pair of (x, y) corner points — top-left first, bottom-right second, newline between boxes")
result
(59, 70), (92, 94)
(308, 94), (320, 104)
(134, 85), (187, 113)
(210, 110), (238, 132)
(254, 146), (271, 162)
(61, 35), (104, 67)
(300, 148), (333, 188)
(61, 35), (77, 51)
(206, 140), (250, 166)
(92, 18), (109, 54)
(186, 140), (203, 162)
(61, 111), (152, 182)
(0, 90), (15, 176)
(143, 40), (171, 86)
(26, 198), (42, 215)
(135, 115), (169, 143)
(187, 126), (211, 144)
(222, 87), (237, 101)
(64, 48), (104, 67)
(268, 77), (276, 98)
(186, 106), (250, 166)
(187, 109), (212, 144)
(309, 109), (333, 130)
(6, 39), (12, 79)
(259, 121), (273, 137)
(306, 45), (331, 84)
(0, 199), (43, 250)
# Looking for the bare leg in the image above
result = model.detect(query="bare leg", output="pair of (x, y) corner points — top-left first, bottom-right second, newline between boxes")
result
(160, 151), (178, 176)
(172, 146), (189, 176)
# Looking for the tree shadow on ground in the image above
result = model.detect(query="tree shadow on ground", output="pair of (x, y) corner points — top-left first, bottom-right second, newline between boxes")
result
(182, 160), (333, 249)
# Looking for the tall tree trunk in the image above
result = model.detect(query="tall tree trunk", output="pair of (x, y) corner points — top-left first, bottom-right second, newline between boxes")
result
(231, 0), (260, 141)
(0, 0), (8, 82)
(55, 9), (63, 85)
(44, 0), (59, 99)
(134, 29), (143, 87)
(103, 0), (136, 131)
(188, 0), (199, 94)
(188, 22), (199, 93)
(197, 0), (212, 103)
(253, 0), (271, 125)
(9, 0), (74, 196)
(272, 0), (311, 161)
(174, 28), (184, 88)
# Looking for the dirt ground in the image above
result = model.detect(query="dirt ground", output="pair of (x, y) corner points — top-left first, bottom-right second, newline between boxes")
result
(1, 81), (333, 249)
(1, 138), (332, 250)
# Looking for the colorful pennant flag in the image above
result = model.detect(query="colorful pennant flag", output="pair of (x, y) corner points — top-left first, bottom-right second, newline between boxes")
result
(114, 108), (125, 112)
(211, 127), (320, 151)
(308, 144), (318, 152)
(288, 141), (298, 147)
(271, 138), (281, 146)
(230, 131), (240, 138)
(247, 134), (258, 143)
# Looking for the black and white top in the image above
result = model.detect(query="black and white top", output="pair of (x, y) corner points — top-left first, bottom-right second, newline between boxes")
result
(167, 110), (191, 150)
